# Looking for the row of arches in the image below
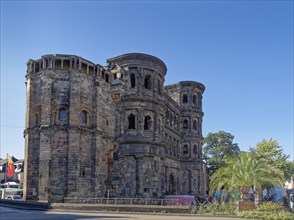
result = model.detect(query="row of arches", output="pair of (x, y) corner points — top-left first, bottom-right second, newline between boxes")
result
(129, 73), (162, 92)
(183, 118), (200, 131)
(164, 134), (180, 157)
(182, 93), (200, 107)
(128, 114), (152, 130)
(165, 111), (201, 133)
(164, 134), (201, 159)
(57, 108), (90, 125)
(182, 143), (202, 159)
(58, 108), (89, 125)
(166, 170), (198, 195)
(165, 110), (179, 130)
(34, 108), (89, 127)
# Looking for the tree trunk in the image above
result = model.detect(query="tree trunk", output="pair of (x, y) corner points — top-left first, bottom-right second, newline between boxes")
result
(241, 187), (249, 201)
(266, 187), (270, 200)
(254, 188), (262, 207)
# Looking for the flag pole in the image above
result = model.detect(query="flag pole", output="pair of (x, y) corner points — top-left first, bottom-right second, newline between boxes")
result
(5, 154), (8, 187)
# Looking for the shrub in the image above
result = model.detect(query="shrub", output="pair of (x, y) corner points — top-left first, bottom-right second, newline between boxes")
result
(192, 201), (237, 215)
(257, 202), (282, 212)
(237, 210), (294, 220)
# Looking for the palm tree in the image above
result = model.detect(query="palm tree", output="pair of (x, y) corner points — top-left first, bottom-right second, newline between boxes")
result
(209, 152), (284, 206)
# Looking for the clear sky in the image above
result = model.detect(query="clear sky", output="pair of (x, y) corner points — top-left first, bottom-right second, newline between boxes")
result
(0, 0), (293, 161)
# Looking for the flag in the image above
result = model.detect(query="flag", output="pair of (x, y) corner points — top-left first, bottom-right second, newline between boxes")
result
(7, 155), (14, 177)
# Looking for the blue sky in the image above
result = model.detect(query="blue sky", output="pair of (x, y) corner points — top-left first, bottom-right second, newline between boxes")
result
(1, 0), (293, 160)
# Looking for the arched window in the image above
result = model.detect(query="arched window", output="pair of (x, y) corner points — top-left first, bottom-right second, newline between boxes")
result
(183, 145), (188, 154)
(128, 114), (135, 129)
(193, 120), (197, 130)
(105, 74), (109, 83)
(183, 119), (188, 129)
(59, 108), (68, 121)
(35, 114), (39, 125)
(170, 112), (173, 127)
(144, 115), (152, 130)
(193, 145), (198, 154)
(174, 115), (177, 128)
(173, 138), (176, 156)
(130, 73), (136, 88)
(183, 94), (188, 104)
(81, 110), (88, 124)
(169, 173), (175, 194)
(166, 111), (170, 124)
(144, 75), (151, 89)
(193, 95), (197, 105)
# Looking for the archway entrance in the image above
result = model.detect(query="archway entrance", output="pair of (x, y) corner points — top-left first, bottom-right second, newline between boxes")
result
(169, 173), (175, 194)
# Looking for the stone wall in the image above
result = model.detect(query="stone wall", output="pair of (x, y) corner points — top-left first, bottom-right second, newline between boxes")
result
(24, 53), (206, 202)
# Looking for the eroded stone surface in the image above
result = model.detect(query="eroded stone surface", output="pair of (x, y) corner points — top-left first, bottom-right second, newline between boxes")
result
(24, 53), (206, 202)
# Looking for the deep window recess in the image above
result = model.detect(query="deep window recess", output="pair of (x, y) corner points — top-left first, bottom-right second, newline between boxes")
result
(144, 75), (152, 89)
(81, 111), (88, 124)
(130, 73), (136, 88)
(183, 145), (188, 154)
(144, 116), (152, 130)
(35, 114), (39, 125)
(166, 111), (170, 124)
(193, 145), (198, 154)
(183, 120), (188, 129)
(128, 114), (136, 129)
(183, 94), (188, 104)
(193, 120), (197, 130)
(59, 108), (68, 121)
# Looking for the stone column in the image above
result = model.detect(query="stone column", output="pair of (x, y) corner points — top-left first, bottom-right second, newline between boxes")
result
(137, 68), (142, 95)
(79, 58), (82, 70)
(61, 58), (64, 69)
(69, 58), (72, 70)
(42, 59), (46, 69)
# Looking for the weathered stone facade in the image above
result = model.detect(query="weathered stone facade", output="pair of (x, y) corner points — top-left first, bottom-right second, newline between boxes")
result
(23, 53), (205, 202)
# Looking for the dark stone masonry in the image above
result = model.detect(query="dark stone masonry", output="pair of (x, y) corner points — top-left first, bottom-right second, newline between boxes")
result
(23, 53), (206, 202)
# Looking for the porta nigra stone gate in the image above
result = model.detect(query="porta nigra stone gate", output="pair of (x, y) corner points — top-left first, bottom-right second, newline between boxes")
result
(23, 53), (206, 202)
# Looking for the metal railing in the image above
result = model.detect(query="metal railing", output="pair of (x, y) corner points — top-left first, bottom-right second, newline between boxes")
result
(64, 197), (191, 206)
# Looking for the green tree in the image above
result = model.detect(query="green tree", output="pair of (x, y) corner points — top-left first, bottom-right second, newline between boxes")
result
(250, 139), (293, 201)
(209, 152), (284, 206)
(203, 131), (240, 178)
(250, 139), (291, 179)
(283, 160), (294, 181)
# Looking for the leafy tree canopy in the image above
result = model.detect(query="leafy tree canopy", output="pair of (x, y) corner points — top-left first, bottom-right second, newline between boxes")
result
(209, 152), (284, 203)
(203, 131), (240, 177)
(250, 139), (292, 180)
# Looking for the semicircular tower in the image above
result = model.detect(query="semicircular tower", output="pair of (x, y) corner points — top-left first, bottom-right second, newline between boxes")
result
(165, 81), (205, 195)
(107, 53), (167, 197)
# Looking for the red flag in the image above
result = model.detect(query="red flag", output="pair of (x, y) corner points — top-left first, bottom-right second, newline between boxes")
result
(7, 156), (14, 177)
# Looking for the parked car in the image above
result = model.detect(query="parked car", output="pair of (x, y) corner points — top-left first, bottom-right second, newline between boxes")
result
(6, 195), (23, 201)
